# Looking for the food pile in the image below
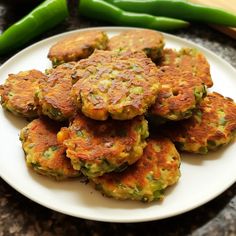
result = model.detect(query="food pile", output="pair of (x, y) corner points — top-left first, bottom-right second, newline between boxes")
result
(1, 29), (236, 203)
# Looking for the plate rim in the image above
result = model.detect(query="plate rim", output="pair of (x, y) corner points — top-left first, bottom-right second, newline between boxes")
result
(0, 26), (236, 223)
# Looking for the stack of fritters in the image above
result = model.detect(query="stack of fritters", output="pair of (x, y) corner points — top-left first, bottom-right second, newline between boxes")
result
(1, 29), (236, 203)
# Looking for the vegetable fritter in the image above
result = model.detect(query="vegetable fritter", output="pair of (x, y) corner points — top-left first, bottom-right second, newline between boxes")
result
(20, 118), (79, 180)
(57, 114), (149, 177)
(0, 70), (46, 118)
(71, 50), (160, 120)
(149, 48), (210, 122)
(162, 92), (236, 154)
(48, 30), (108, 66)
(36, 62), (77, 121)
(108, 29), (164, 61)
(91, 137), (181, 202)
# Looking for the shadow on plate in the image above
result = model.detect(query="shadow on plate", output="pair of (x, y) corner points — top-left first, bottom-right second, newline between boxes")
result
(2, 109), (28, 129)
(181, 143), (234, 166)
(28, 167), (174, 210)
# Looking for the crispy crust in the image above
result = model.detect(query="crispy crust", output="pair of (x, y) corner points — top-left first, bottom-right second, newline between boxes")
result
(91, 137), (181, 202)
(108, 29), (164, 61)
(162, 92), (236, 154)
(57, 114), (149, 177)
(20, 118), (79, 179)
(161, 48), (212, 87)
(48, 30), (108, 65)
(150, 48), (210, 121)
(0, 70), (46, 118)
(36, 63), (77, 121)
(71, 50), (160, 120)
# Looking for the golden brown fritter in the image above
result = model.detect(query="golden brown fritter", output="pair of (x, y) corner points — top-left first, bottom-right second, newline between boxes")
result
(71, 50), (160, 120)
(149, 48), (210, 122)
(161, 48), (212, 87)
(0, 70), (46, 118)
(36, 62), (77, 121)
(57, 114), (149, 177)
(91, 137), (181, 202)
(48, 30), (108, 66)
(108, 29), (164, 61)
(20, 118), (80, 180)
(162, 92), (236, 154)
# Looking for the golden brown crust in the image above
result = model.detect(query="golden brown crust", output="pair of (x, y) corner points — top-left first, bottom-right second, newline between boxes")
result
(108, 29), (164, 61)
(162, 92), (236, 153)
(150, 48), (210, 121)
(161, 48), (212, 87)
(48, 31), (108, 65)
(20, 118), (79, 178)
(0, 70), (46, 118)
(60, 115), (144, 161)
(92, 137), (181, 202)
(103, 138), (180, 186)
(36, 63), (77, 121)
(57, 113), (149, 177)
(71, 50), (160, 120)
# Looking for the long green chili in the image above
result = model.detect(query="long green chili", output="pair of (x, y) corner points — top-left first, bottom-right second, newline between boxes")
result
(105, 0), (236, 27)
(0, 0), (68, 55)
(79, 0), (189, 31)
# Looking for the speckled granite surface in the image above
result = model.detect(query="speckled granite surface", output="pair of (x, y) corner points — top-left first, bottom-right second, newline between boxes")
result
(0, 2), (236, 235)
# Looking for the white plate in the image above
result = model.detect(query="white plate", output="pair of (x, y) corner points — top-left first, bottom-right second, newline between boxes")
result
(0, 27), (236, 223)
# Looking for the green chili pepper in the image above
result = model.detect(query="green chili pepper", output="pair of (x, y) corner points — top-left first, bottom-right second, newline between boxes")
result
(0, 0), (69, 55)
(105, 0), (236, 27)
(79, 0), (189, 31)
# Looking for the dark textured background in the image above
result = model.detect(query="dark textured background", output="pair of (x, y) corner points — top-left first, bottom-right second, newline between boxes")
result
(0, 1), (235, 235)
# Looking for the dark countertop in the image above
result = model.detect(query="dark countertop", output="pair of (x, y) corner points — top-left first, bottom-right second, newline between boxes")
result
(0, 2), (236, 236)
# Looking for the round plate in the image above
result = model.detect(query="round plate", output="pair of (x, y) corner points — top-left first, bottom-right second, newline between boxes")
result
(0, 27), (236, 223)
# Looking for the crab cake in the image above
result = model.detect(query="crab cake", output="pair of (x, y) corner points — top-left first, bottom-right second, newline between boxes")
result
(57, 114), (149, 178)
(71, 50), (160, 120)
(36, 62), (77, 121)
(91, 137), (181, 202)
(48, 30), (108, 66)
(0, 70), (46, 118)
(149, 48), (210, 122)
(163, 92), (236, 154)
(108, 29), (164, 61)
(20, 118), (79, 180)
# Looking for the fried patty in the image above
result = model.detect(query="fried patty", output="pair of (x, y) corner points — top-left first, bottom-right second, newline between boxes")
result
(161, 48), (212, 87)
(149, 48), (210, 122)
(0, 70), (46, 118)
(71, 50), (160, 120)
(108, 29), (164, 61)
(20, 118), (79, 179)
(162, 92), (236, 154)
(48, 30), (108, 66)
(57, 114), (149, 178)
(91, 137), (181, 202)
(36, 62), (77, 121)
